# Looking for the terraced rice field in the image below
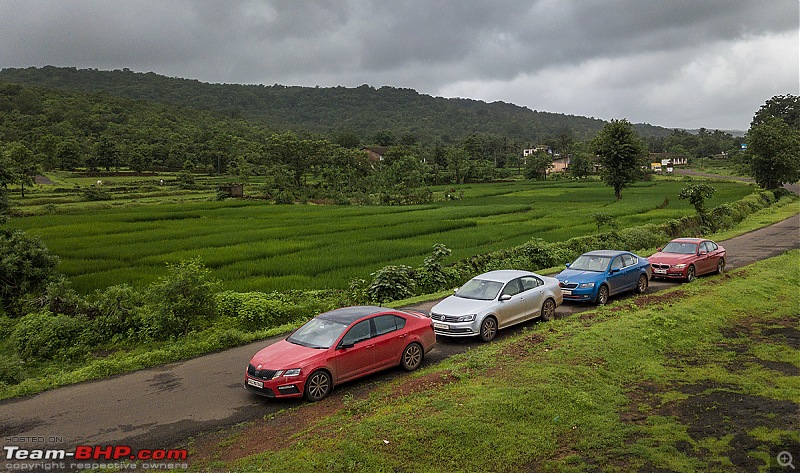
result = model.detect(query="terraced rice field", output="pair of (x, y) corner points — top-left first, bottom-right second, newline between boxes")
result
(9, 179), (755, 292)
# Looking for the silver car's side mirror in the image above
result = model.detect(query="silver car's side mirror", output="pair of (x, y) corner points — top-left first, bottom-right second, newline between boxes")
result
(499, 294), (512, 302)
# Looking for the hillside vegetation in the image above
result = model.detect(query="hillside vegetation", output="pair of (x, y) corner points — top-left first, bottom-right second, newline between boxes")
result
(0, 66), (673, 144)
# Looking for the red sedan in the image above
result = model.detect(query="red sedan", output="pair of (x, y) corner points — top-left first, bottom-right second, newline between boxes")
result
(244, 306), (436, 401)
(649, 238), (726, 282)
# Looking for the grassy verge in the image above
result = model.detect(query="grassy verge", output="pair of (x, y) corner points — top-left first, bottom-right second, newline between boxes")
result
(191, 250), (799, 472)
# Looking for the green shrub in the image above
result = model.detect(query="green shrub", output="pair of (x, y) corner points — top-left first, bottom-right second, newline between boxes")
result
(215, 290), (245, 319)
(0, 229), (60, 317)
(92, 284), (145, 341)
(414, 244), (453, 293)
(81, 186), (111, 201)
(140, 258), (220, 339)
(368, 265), (415, 303)
(13, 310), (86, 360)
(238, 294), (287, 330)
(0, 354), (26, 386)
(215, 291), (290, 330)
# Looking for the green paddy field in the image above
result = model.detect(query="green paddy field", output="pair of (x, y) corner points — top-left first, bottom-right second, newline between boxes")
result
(9, 179), (755, 293)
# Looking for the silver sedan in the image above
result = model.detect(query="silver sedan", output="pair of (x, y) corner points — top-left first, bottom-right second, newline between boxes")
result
(430, 270), (563, 342)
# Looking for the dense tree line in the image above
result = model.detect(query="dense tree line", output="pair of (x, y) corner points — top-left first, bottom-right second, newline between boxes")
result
(0, 66), (673, 145)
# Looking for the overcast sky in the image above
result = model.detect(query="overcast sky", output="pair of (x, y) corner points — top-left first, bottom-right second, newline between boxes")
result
(1, 1), (798, 131)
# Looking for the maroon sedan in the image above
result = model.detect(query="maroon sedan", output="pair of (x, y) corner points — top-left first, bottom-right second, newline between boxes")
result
(245, 306), (436, 401)
(649, 238), (726, 282)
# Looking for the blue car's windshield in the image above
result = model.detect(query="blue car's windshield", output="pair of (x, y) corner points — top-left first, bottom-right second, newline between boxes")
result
(662, 242), (698, 255)
(569, 255), (611, 272)
(287, 317), (349, 349)
(455, 278), (503, 301)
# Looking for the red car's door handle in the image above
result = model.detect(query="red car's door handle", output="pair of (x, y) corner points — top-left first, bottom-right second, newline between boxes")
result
(366, 344), (375, 349)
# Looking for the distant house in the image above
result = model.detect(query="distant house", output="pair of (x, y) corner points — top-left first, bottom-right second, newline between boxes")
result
(650, 153), (688, 166)
(548, 156), (571, 174)
(362, 146), (390, 163)
(522, 145), (551, 157)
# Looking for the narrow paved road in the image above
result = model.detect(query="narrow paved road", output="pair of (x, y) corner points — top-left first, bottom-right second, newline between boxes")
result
(1, 213), (797, 457)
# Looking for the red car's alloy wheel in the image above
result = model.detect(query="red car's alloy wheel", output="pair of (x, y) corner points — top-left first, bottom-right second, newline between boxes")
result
(401, 343), (423, 371)
(304, 370), (331, 402)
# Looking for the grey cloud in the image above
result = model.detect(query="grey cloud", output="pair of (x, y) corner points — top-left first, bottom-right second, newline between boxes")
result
(0, 0), (797, 129)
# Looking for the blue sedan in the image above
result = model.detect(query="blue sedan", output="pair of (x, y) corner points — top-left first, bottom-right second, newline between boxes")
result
(555, 250), (651, 304)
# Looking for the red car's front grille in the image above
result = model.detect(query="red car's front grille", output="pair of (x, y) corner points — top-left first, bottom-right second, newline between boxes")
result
(247, 363), (277, 380)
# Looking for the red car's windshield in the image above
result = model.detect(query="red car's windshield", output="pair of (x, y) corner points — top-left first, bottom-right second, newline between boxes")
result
(662, 242), (698, 255)
(287, 317), (349, 349)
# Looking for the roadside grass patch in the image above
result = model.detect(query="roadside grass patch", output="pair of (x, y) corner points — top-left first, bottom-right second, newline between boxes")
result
(198, 251), (799, 472)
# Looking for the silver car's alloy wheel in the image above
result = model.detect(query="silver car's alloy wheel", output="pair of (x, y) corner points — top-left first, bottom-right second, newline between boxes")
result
(479, 317), (497, 342)
(401, 343), (423, 371)
(304, 370), (331, 402)
(541, 299), (556, 321)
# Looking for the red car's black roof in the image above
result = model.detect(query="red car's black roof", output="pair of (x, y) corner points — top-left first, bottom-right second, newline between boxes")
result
(317, 306), (388, 324)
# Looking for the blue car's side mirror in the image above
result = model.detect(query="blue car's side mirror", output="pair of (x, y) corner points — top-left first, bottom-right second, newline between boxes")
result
(565, 263), (571, 268)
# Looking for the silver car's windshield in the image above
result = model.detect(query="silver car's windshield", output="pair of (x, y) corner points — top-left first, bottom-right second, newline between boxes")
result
(662, 242), (698, 254)
(455, 278), (503, 301)
(569, 255), (611, 272)
(287, 317), (349, 349)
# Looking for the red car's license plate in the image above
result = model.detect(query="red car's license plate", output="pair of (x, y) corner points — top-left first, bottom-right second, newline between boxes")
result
(247, 378), (264, 389)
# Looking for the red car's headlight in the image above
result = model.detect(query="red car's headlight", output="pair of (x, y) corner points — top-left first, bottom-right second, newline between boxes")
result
(274, 368), (301, 377)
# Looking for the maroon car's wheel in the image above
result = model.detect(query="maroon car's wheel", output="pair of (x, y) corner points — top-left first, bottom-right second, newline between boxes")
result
(636, 274), (648, 294)
(716, 258), (725, 274)
(541, 298), (556, 321)
(479, 317), (498, 342)
(686, 265), (696, 282)
(596, 285), (609, 305)
(401, 343), (423, 371)
(304, 370), (331, 402)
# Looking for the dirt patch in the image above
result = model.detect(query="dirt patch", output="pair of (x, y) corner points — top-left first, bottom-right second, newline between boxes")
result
(621, 382), (799, 471)
(499, 333), (547, 360)
(673, 385), (797, 470)
(34, 175), (56, 185)
(187, 388), (365, 466)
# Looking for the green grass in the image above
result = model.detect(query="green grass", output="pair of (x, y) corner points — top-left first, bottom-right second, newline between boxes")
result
(9, 179), (757, 293)
(197, 250), (800, 472)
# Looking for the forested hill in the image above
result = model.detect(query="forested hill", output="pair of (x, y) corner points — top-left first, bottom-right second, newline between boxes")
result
(0, 66), (672, 143)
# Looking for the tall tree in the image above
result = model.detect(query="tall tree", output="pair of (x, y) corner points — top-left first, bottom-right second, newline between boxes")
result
(4, 142), (41, 198)
(751, 94), (799, 129)
(591, 119), (647, 200)
(266, 132), (328, 189)
(742, 116), (800, 189)
(524, 150), (553, 180)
